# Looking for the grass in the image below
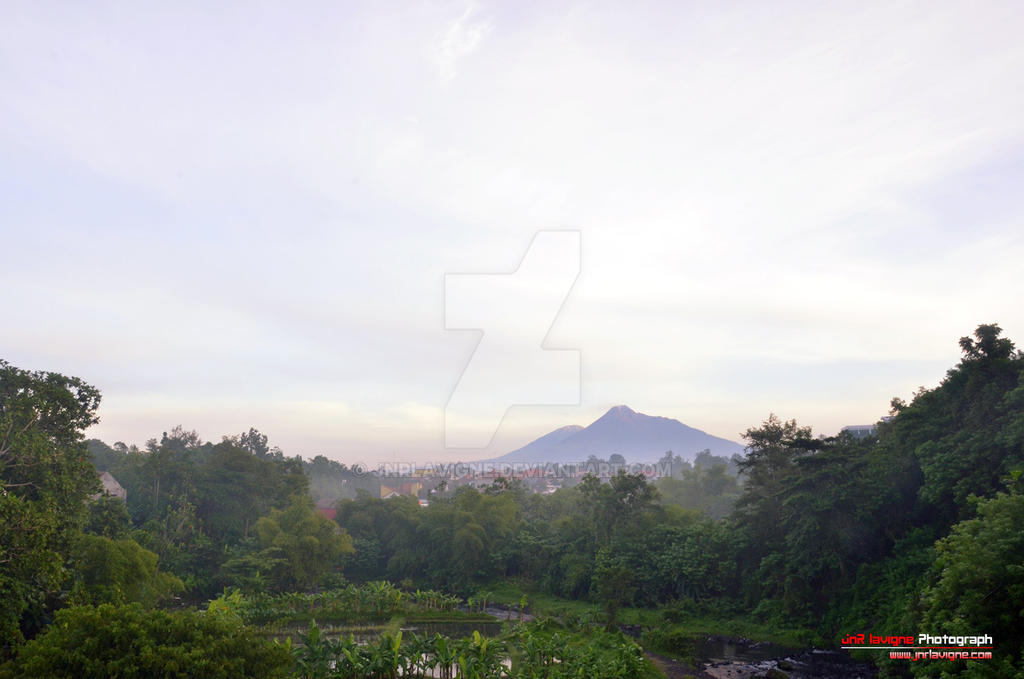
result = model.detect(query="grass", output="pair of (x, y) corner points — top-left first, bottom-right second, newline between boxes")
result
(653, 614), (815, 648)
(479, 579), (818, 648)
(642, 659), (671, 679)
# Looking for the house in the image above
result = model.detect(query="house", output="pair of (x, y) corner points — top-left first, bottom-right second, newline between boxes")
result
(841, 416), (892, 440)
(315, 497), (338, 521)
(841, 424), (876, 439)
(379, 479), (423, 499)
(93, 471), (126, 501)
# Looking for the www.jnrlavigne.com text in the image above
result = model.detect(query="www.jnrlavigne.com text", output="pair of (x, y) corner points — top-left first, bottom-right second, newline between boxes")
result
(840, 634), (994, 662)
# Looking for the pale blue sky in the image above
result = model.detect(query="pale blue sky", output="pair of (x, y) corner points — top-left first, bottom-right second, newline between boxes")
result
(2, 1), (1023, 464)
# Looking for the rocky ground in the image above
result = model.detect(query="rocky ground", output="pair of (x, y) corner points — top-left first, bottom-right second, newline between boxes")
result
(644, 641), (878, 679)
(701, 649), (877, 679)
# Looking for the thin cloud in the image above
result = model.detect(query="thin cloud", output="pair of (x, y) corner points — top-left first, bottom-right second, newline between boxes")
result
(2, 2), (1022, 463)
(436, 2), (492, 81)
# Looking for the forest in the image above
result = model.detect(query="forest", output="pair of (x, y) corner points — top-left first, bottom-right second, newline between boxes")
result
(1, 323), (1023, 678)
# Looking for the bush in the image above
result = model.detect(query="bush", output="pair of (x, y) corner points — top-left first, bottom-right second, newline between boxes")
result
(0, 603), (291, 679)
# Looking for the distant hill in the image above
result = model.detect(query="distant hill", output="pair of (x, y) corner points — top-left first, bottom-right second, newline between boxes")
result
(490, 405), (744, 464)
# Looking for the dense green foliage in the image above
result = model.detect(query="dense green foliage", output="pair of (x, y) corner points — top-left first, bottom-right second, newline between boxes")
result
(67, 534), (183, 606)
(722, 324), (1024, 674)
(217, 495), (355, 592)
(0, 360), (102, 644)
(3, 323), (1024, 677)
(333, 467), (742, 609)
(911, 490), (1024, 678)
(0, 603), (292, 679)
(87, 428), (354, 597)
(1, 360), (355, 660)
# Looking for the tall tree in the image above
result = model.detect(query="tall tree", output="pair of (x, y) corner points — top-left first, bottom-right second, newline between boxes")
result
(913, 324), (1024, 523)
(731, 414), (815, 607)
(254, 495), (354, 590)
(0, 360), (101, 644)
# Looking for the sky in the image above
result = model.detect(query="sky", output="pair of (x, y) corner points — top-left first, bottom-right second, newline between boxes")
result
(2, 1), (1023, 466)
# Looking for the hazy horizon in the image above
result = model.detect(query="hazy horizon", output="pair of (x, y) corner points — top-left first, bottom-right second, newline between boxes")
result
(4, 2), (1023, 465)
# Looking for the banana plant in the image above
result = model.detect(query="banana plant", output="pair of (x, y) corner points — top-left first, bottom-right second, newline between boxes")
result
(432, 633), (459, 679)
(334, 634), (364, 679)
(293, 620), (335, 679)
(363, 630), (404, 679)
(396, 630), (423, 678)
(455, 630), (505, 679)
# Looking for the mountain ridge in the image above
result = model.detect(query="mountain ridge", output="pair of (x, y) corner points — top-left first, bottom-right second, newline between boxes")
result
(487, 405), (744, 464)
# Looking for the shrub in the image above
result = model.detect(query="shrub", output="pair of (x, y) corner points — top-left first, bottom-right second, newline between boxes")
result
(0, 603), (291, 679)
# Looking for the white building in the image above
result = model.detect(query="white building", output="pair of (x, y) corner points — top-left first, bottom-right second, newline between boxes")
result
(93, 471), (127, 501)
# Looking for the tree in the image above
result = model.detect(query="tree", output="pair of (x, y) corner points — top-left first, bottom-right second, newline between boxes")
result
(731, 415), (816, 608)
(579, 471), (659, 546)
(656, 464), (741, 519)
(765, 435), (892, 619)
(912, 491), (1024, 678)
(84, 495), (131, 538)
(254, 495), (354, 590)
(958, 323), (1017, 362)
(592, 548), (635, 626)
(736, 414), (815, 485)
(484, 476), (525, 499)
(86, 439), (123, 472)
(912, 324), (1024, 521)
(68, 535), (182, 606)
(657, 450), (690, 478)
(198, 442), (283, 543)
(0, 360), (101, 644)
(237, 427), (270, 457)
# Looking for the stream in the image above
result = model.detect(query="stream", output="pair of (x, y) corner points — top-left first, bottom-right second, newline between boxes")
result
(695, 637), (876, 679)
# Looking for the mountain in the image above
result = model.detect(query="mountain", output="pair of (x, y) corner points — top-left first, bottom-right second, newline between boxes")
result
(490, 405), (744, 464)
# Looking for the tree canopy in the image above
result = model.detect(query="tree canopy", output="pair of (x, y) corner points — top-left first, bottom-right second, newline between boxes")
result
(0, 360), (102, 643)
